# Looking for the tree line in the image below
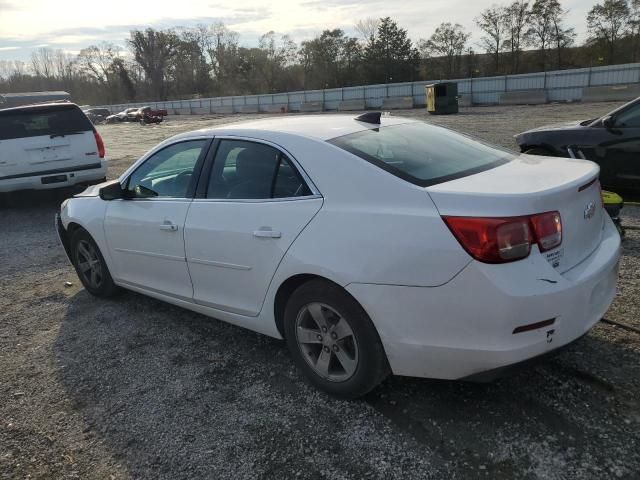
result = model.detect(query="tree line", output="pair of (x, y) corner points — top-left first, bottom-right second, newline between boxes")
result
(0, 0), (639, 106)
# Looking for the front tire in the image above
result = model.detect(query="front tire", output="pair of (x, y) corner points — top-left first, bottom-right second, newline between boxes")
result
(283, 280), (389, 398)
(70, 229), (118, 297)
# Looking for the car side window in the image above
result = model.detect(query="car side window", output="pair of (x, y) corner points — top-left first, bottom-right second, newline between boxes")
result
(207, 139), (312, 199)
(126, 140), (207, 198)
(615, 104), (640, 128)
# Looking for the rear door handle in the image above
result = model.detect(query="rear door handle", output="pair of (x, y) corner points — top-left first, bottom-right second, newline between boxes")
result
(253, 228), (281, 238)
(160, 221), (178, 232)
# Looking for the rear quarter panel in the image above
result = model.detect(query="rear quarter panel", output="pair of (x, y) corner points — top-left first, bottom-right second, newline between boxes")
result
(268, 136), (471, 288)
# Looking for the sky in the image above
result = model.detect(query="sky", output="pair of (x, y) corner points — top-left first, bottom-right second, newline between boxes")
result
(0, 0), (595, 62)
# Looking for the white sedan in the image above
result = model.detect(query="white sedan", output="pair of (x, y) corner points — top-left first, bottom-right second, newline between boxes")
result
(56, 113), (621, 398)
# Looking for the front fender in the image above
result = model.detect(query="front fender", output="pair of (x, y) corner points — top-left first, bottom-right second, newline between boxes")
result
(60, 196), (113, 272)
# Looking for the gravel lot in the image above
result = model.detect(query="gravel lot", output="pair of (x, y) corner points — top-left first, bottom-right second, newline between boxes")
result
(1, 102), (639, 479)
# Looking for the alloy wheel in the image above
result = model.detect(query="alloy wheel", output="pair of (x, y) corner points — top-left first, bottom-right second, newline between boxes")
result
(295, 302), (359, 382)
(76, 240), (103, 289)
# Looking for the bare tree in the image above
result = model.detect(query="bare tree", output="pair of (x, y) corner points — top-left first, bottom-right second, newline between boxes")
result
(420, 23), (470, 77)
(128, 28), (180, 99)
(551, 12), (576, 68)
(476, 6), (506, 74)
(77, 43), (121, 85)
(587, 0), (631, 63)
(503, 1), (530, 73)
(31, 47), (55, 79)
(630, 0), (640, 60)
(355, 17), (380, 44)
(529, 0), (560, 70)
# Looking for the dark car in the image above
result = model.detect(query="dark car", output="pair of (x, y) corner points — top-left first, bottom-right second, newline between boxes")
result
(83, 107), (111, 124)
(516, 97), (640, 192)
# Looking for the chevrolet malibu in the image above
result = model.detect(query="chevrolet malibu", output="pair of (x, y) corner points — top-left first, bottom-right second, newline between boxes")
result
(56, 113), (621, 398)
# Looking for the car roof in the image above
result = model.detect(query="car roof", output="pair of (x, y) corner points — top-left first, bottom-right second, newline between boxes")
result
(0, 102), (79, 114)
(184, 114), (416, 141)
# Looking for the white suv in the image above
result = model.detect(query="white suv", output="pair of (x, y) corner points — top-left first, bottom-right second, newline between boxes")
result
(0, 103), (107, 193)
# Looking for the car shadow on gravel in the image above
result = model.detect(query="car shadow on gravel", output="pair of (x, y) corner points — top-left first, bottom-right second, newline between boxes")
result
(53, 288), (640, 479)
(0, 187), (82, 211)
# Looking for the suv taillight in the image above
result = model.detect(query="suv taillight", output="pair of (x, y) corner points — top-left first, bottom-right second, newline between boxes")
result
(93, 130), (105, 158)
(443, 211), (562, 264)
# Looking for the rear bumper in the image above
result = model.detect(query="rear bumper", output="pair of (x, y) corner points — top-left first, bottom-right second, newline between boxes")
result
(0, 160), (107, 193)
(347, 216), (621, 380)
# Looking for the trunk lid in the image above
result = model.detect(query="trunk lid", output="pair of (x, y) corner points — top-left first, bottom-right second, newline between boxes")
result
(427, 154), (604, 273)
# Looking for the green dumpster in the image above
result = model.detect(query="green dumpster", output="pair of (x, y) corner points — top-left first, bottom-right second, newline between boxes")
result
(426, 82), (459, 115)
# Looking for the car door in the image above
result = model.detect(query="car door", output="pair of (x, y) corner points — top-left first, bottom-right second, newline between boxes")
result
(184, 138), (323, 316)
(603, 103), (640, 189)
(104, 138), (210, 299)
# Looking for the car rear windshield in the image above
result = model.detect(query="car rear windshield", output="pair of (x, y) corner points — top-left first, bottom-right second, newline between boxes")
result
(0, 104), (93, 141)
(328, 121), (514, 187)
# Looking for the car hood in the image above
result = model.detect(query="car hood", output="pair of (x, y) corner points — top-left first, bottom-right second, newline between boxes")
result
(522, 119), (585, 134)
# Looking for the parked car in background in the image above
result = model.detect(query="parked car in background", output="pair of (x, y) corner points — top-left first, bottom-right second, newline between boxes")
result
(0, 102), (106, 193)
(127, 106), (167, 125)
(516, 97), (640, 193)
(105, 107), (138, 124)
(57, 114), (620, 398)
(127, 106), (168, 124)
(83, 108), (111, 124)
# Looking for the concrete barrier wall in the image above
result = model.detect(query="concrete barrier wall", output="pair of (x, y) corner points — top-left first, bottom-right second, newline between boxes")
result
(458, 95), (472, 107)
(300, 101), (323, 112)
(499, 90), (547, 105)
(97, 63), (640, 113)
(192, 107), (210, 114)
(173, 108), (191, 115)
(582, 84), (640, 102)
(236, 104), (259, 113)
(382, 96), (413, 109)
(260, 104), (287, 113)
(212, 105), (234, 114)
(338, 100), (366, 111)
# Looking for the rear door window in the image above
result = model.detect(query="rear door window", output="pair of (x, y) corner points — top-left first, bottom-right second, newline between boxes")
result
(206, 139), (312, 199)
(0, 105), (93, 141)
(329, 122), (514, 187)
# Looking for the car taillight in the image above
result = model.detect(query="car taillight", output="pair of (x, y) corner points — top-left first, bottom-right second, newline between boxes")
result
(530, 211), (562, 252)
(443, 211), (562, 264)
(93, 130), (105, 158)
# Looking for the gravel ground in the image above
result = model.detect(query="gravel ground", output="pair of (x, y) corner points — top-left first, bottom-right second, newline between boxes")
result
(1, 102), (639, 479)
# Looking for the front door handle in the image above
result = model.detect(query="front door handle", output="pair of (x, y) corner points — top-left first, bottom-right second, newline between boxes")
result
(160, 221), (178, 232)
(253, 227), (281, 238)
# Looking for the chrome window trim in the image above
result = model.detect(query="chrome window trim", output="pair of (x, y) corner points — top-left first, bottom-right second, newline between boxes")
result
(191, 194), (323, 204)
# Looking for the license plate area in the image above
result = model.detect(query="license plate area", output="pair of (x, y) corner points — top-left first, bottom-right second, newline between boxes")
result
(41, 174), (68, 184)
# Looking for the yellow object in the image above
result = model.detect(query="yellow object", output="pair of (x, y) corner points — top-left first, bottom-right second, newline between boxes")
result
(427, 87), (435, 111)
(602, 190), (623, 206)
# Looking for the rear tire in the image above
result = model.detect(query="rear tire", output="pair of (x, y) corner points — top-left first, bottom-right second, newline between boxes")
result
(524, 147), (555, 156)
(70, 229), (119, 298)
(283, 279), (389, 399)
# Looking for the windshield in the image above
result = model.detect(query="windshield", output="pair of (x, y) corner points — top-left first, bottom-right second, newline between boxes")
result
(328, 121), (515, 187)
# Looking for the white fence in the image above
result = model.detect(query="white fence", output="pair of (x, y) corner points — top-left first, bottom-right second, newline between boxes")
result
(100, 62), (640, 114)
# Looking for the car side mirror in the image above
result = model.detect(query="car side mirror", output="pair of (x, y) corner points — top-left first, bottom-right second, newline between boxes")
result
(99, 181), (126, 200)
(602, 115), (615, 130)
